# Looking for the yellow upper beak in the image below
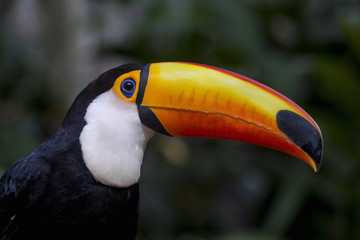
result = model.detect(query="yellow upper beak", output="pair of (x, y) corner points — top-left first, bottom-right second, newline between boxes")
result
(135, 62), (323, 171)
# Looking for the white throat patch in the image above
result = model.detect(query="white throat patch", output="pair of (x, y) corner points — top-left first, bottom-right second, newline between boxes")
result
(79, 90), (154, 188)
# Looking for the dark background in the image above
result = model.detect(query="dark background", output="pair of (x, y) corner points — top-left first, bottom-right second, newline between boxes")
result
(1, 0), (360, 239)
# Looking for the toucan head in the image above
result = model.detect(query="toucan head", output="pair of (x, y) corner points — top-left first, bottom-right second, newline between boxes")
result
(78, 62), (323, 188)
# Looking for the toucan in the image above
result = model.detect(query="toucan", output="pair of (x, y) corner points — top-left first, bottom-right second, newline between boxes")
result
(0, 62), (323, 239)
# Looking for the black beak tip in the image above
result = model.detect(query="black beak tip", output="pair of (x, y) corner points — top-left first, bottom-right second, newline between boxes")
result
(276, 110), (323, 171)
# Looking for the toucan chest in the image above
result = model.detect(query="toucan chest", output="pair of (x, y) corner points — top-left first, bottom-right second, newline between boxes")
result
(13, 177), (140, 239)
(7, 145), (140, 240)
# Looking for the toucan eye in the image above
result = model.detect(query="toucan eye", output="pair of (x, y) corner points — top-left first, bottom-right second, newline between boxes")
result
(121, 79), (136, 98)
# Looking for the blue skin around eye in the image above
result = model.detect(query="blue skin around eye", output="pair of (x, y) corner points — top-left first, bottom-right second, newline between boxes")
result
(121, 79), (136, 98)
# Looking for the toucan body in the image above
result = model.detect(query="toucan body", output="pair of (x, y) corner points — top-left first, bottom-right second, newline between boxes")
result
(0, 62), (323, 239)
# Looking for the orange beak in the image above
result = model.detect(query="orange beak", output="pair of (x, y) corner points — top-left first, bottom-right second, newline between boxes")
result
(136, 62), (323, 171)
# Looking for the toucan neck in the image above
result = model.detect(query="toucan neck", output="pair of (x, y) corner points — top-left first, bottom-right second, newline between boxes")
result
(79, 90), (154, 188)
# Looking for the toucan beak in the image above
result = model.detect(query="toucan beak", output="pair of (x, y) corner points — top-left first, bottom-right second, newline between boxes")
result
(136, 62), (323, 171)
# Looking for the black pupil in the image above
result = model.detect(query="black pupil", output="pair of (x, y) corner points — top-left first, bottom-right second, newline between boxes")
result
(123, 81), (134, 92)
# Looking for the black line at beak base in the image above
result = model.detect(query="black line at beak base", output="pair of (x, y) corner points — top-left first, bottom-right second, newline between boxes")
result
(276, 110), (323, 170)
(136, 63), (151, 106)
(138, 106), (171, 136)
(136, 64), (171, 136)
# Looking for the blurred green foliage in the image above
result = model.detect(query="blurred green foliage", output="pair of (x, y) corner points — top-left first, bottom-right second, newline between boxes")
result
(1, 0), (360, 239)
